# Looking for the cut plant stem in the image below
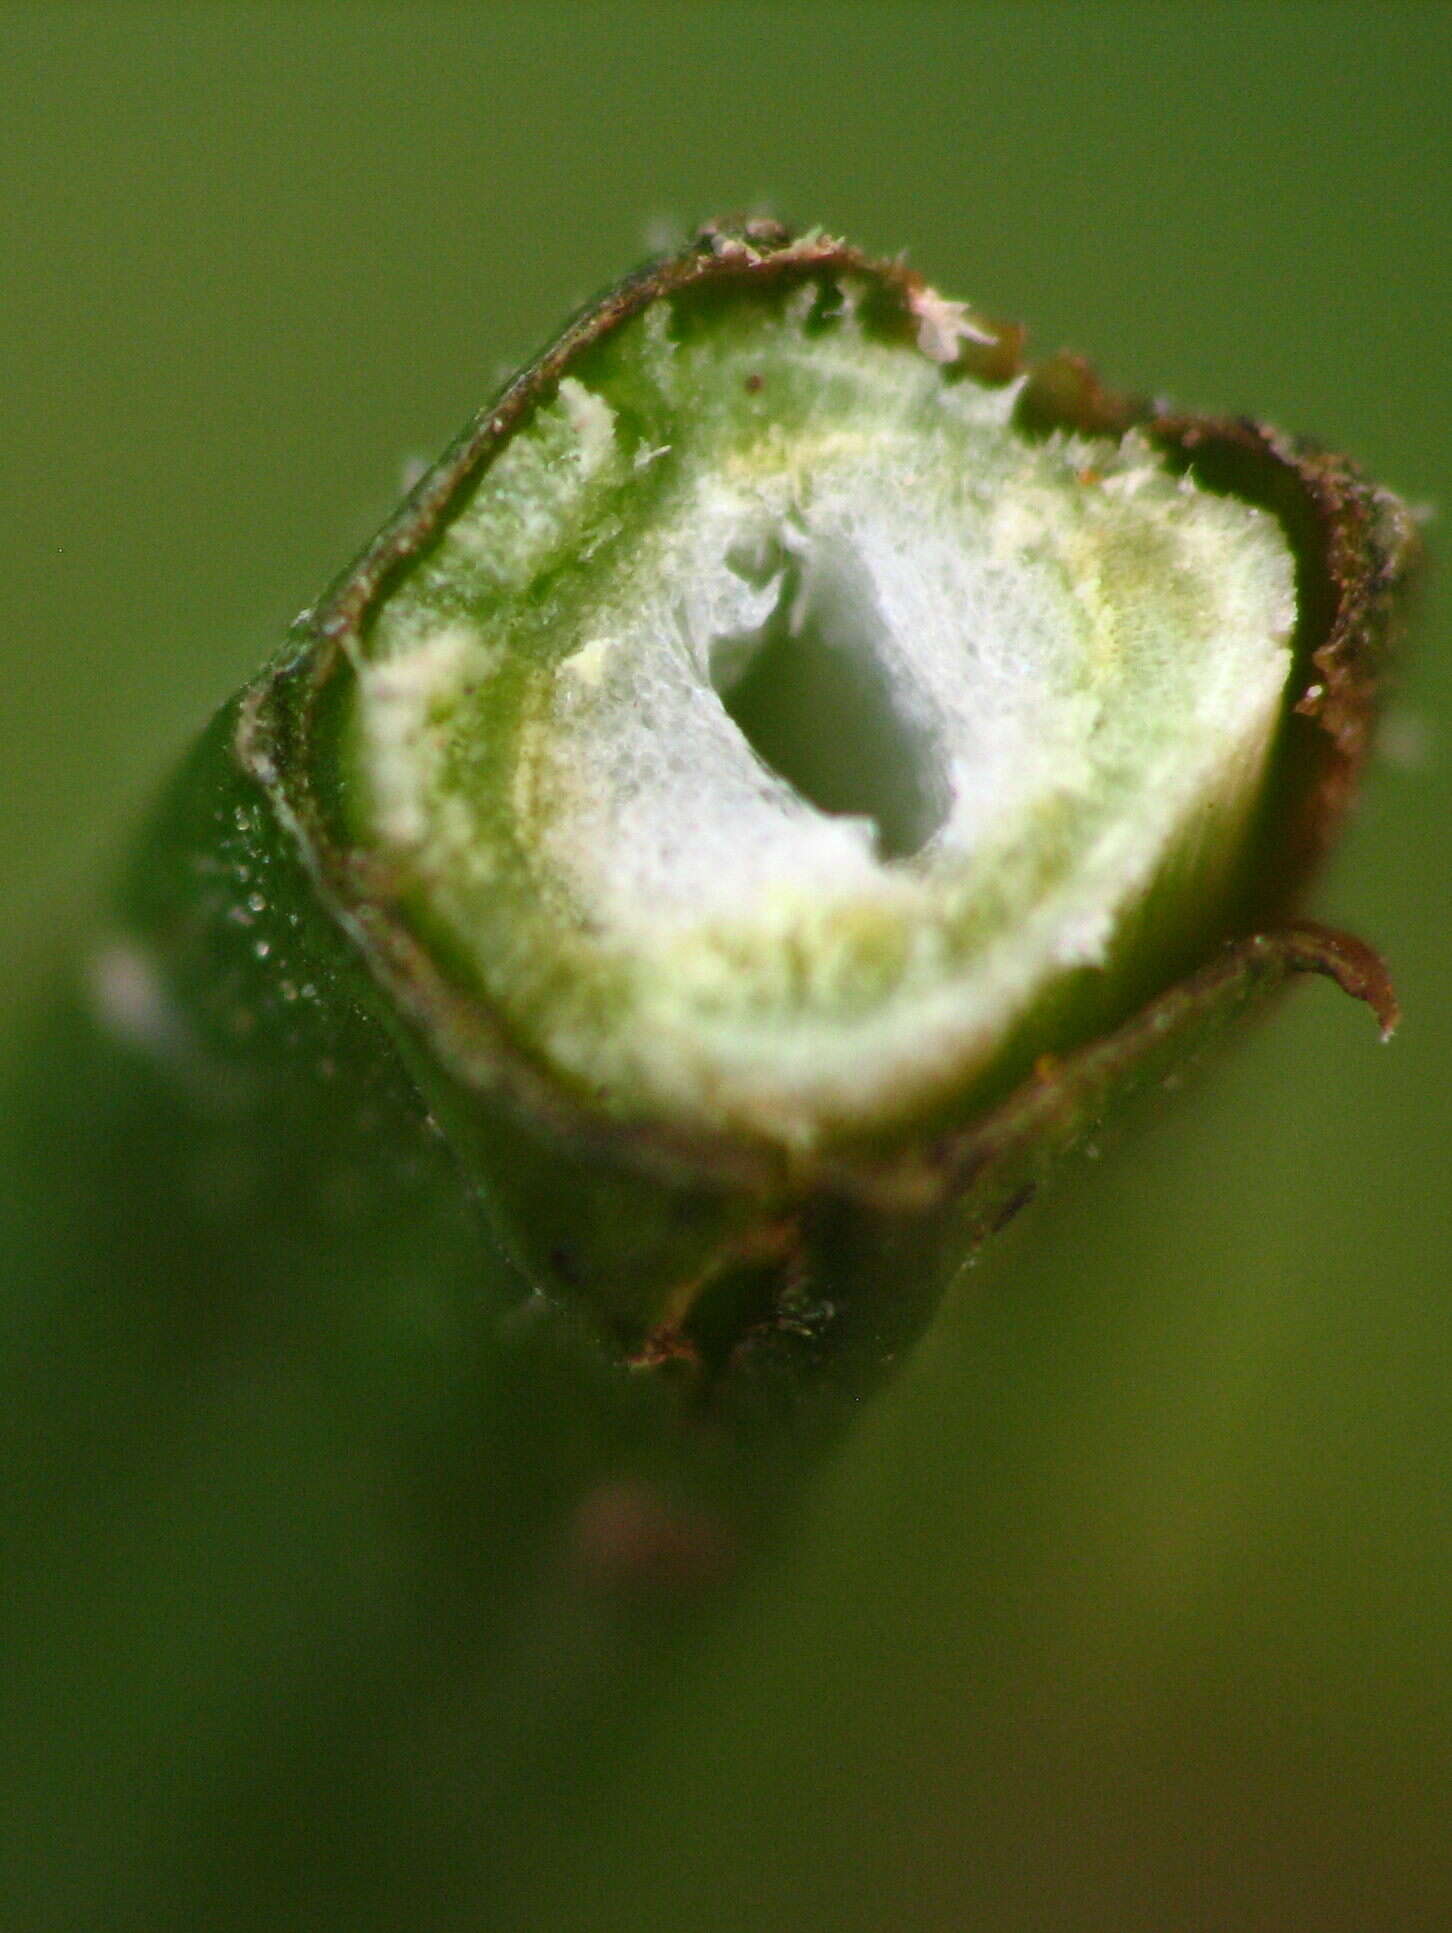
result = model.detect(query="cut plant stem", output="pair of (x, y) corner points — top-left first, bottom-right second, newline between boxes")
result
(0, 220), (1416, 1929)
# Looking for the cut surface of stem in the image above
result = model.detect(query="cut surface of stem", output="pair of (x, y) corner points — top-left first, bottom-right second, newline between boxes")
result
(347, 266), (1295, 1149)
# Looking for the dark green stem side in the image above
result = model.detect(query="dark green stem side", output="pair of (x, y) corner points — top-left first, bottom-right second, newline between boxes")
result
(0, 708), (733, 1928)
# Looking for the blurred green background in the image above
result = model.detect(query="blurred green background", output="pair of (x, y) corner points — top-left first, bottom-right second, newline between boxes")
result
(3, 4), (1448, 1925)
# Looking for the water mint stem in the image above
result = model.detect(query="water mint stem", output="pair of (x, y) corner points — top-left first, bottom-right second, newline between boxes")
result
(0, 221), (1417, 1928)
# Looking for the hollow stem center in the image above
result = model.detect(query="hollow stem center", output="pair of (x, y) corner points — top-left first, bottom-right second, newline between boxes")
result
(713, 543), (946, 864)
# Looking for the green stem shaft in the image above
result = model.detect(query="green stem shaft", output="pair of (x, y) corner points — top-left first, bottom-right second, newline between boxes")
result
(0, 706), (790, 1928)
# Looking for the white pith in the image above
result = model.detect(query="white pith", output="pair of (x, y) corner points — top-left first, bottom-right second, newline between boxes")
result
(353, 283), (1296, 1146)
